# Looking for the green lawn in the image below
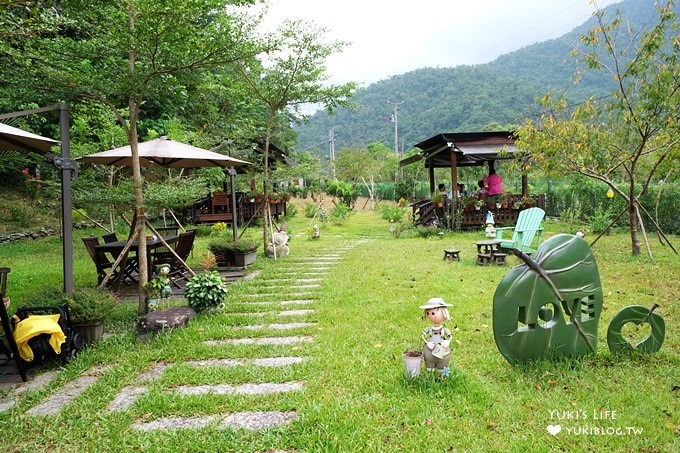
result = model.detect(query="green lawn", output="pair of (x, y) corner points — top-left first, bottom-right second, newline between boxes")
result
(0, 209), (678, 452)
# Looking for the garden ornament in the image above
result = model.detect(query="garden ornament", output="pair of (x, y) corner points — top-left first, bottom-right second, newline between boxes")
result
(492, 233), (666, 364)
(158, 264), (173, 299)
(419, 297), (453, 377)
(312, 224), (320, 239)
(485, 211), (496, 238)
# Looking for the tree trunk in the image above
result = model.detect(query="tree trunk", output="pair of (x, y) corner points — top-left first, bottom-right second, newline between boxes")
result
(262, 114), (274, 251)
(629, 201), (641, 255)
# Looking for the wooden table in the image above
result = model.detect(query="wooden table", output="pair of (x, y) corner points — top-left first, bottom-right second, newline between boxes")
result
(95, 235), (179, 278)
(475, 240), (506, 266)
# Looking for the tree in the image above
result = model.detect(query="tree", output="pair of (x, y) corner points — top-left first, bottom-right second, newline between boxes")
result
(1, 0), (263, 314)
(516, 1), (679, 257)
(236, 18), (356, 249)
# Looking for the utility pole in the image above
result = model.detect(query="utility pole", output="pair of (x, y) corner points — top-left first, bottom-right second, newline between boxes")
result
(328, 128), (336, 181)
(388, 101), (403, 157)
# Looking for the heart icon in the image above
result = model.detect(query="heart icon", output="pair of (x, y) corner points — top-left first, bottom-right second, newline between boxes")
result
(547, 424), (562, 436)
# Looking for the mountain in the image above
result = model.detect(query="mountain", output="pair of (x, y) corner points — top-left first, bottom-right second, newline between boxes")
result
(294, 0), (672, 155)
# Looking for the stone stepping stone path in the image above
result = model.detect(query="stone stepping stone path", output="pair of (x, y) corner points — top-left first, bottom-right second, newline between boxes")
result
(1, 243), (365, 442)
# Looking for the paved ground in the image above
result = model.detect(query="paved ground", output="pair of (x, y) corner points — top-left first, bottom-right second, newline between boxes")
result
(1, 237), (365, 449)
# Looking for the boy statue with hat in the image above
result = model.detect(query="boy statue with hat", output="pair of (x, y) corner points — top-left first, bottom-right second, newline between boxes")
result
(420, 297), (453, 377)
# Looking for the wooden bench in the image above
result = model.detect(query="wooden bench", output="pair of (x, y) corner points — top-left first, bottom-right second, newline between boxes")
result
(443, 249), (460, 261)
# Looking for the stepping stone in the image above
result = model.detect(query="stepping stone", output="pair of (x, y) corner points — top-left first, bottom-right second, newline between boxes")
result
(1, 370), (60, 412)
(132, 415), (219, 431)
(279, 309), (315, 316)
(252, 357), (306, 367)
(204, 336), (314, 346)
(27, 376), (98, 416)
(243, 322), (317, 330)
(243, 270), (261, 280)
(220, 411), (298, 430)
(139, 363), (169, 382)
(108, 385), (148, 412)
(186, 358), (243, 367)
(186, 357), (306, 368)
(247, 299), (316, 306)
(174, 381), (303, 396)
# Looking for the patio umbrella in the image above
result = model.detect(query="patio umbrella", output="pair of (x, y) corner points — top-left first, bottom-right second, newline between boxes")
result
(0, 122), (60, 154)
(81, 136), (252, 243)
(79, 136), (250, 168)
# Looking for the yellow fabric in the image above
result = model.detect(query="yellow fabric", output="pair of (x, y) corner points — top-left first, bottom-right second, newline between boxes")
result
(13, 314), (65, 362)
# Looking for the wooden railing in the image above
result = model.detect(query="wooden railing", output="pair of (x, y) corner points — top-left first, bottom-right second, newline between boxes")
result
(411, 194), (546, 230)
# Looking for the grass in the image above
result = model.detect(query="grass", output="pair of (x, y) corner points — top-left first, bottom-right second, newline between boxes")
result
(0, 208), (678, 452)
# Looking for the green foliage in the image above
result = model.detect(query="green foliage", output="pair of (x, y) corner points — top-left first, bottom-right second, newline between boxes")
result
(325, 181), (359, 207)
(210, 222), (228, 236)
(64, 288), (118, 324)
(414, 226), (441, 238)
(208, 238), (259, 255)
(184, 270), (228, 312)
(381, 204), (406, 222)
(143, 273), (170, 298)
(329, 203), (352, 226)
(284, 202), (298, 218)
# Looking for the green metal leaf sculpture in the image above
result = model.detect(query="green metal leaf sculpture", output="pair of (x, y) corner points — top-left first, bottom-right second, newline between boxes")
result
(493, 234), (603, 363)
(606, 304), (665, 353)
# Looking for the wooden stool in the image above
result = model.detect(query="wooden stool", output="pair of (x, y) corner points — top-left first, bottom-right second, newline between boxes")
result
(476, 253), (492, 266)
(443, 249), (460, 261)
(493, 253), (507, 266)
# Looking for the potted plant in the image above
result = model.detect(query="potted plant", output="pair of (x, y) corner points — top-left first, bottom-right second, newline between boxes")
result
(521, 196), (536, 208)
(65, 288), (118, 342)
(431, 192), (444, 207)
(474, 199), (484, 210)
(500, 193), (510, 209)
(184, 270), (229, 313)
(208, 238), (260, 267)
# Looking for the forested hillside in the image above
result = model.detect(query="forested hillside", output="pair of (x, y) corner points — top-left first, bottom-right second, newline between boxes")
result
(294, 0), (670, 155)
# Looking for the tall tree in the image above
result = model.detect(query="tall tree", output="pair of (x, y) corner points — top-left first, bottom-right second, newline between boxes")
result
(516, 1), (679, 256)
(236, 19), (356, 249)
(1, 0), (263, 314)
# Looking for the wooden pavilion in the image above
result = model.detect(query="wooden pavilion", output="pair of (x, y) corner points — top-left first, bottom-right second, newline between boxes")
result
(399, 131), (545, 230)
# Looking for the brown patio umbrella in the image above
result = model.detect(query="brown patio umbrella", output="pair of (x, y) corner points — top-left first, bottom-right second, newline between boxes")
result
(0, 122), (60, 154)
(79, 136), (251, 168)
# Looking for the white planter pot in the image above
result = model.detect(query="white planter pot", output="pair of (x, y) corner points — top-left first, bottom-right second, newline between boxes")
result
(403, 350), (422, 378)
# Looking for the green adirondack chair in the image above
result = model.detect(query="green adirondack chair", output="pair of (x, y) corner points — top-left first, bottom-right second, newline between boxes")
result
(495, 207), (545, 254)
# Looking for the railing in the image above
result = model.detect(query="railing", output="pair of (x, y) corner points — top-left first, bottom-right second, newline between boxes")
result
(411, 194), (546, 230)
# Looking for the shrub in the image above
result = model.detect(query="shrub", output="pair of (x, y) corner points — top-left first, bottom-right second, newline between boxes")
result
(64, 287), (118, 324)
(208, 238), (259, 255)
(184, 270), (228, 312)
(381, 204), (406, 222)
(329, 203), (352, 226)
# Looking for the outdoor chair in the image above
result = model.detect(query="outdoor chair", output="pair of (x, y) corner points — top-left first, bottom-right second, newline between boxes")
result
(82, 236), (130, 289)
(495, 207), (545, 254)
(102, 232), (119, 243)
(0, 267), (28, 382)
(152, 229), (196, 287)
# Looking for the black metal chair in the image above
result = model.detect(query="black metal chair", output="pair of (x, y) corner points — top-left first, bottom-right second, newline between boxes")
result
(152, 229), (196, 287)
(0, 268), (27, 382)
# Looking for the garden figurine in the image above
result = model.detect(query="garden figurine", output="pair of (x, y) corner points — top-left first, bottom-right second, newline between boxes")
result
(485, 211), (496, 238)
(312, 224), (320, 239)
(420, 297), (453, 378)
(158, 264), (173, 299)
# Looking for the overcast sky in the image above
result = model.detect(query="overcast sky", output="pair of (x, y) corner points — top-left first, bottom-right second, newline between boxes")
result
(261, 0), (621, 87)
